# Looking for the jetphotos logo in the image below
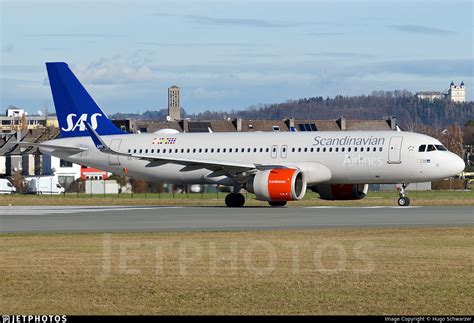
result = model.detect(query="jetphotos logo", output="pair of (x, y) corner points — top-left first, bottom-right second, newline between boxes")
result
(61, 113), (102, 132)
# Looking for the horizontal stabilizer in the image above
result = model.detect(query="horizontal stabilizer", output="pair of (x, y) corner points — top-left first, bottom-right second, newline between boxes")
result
(16, 141), (87, 152)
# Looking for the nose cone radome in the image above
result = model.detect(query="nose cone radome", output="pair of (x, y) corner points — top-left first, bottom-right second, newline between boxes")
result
(451, 154), (465, 175)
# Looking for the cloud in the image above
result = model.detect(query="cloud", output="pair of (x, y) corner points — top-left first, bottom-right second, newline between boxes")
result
(307, 32), (346, 37)
(153, 12), (297, 28)
(0, 65), (43, 74)
(70, 61), (157, 85)
(138, 41), (258, 48)
(185, 14), (296, 28)
(3, 43), (14, 53)
(374, 59), (473, 77)
(390, 24), (453, 35)
(190, 87), (240, 99)
(24, 33), (126, 38)
(306, 52), (374, 59)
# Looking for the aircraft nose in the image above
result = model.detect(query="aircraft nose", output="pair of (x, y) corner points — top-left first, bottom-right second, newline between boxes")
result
(451, 154), (465, 175)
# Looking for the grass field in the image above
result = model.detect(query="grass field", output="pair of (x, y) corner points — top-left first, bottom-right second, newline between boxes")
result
(1, 190), (474, 206)
(0, 227), (472, 315)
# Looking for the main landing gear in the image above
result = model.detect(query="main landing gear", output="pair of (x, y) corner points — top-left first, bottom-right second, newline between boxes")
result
(397, 183), (411, 206)
(268, 201), (287, 207)
(225, 193), (245, 207)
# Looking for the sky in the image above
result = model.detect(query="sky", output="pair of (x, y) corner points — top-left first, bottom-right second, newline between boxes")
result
(0, 0), (472, 116)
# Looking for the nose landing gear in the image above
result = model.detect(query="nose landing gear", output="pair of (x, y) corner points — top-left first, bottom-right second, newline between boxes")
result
(397, 183), (411, 206)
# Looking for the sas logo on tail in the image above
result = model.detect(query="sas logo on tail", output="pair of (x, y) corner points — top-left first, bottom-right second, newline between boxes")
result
(62, 113), (102, 132)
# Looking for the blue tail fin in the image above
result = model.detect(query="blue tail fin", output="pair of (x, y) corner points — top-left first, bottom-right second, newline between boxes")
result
(46, 62), (126, 138)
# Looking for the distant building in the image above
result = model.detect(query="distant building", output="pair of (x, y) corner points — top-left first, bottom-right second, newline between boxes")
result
(1, 109), (58, 133)
(168, 85), (180, 121)
(6, 108), (26, 117)
(447, 81), (465, 103)
(416, 81), (465, 103)
(415, 91), (444, 102)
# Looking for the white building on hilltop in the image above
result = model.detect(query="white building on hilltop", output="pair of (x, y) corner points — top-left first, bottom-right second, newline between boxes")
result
(416, 81), (465, 103)
(447, 81), (465, 103)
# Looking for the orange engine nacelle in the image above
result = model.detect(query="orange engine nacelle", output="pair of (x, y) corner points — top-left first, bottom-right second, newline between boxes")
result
(314, 184), (368, 200)
(246, 168), (307, 201)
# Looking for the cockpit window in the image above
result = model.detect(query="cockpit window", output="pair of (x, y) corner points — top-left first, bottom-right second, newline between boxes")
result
(427, 145), (436, 152)
(435, 145), (447, 151)
(418, 145), (426, 152)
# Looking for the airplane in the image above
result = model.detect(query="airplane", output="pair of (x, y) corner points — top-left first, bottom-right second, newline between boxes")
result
(21, 62), (466, 207)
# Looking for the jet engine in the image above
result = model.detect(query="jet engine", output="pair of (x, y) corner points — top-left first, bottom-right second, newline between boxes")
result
(246, 168), (306, 201)
(312, 184), (368, 200)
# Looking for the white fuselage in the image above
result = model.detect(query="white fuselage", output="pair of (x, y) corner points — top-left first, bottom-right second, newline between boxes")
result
(40, 131), (464, 186)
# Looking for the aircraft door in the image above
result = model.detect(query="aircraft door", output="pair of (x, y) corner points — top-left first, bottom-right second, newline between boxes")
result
(271, 145), (278, 158)
(388, 136), (403, 164)
(108, 139), (122, 165)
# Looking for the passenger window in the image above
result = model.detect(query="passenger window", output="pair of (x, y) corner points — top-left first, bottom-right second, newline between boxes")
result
(133, 149), (136, 153)
(329, 147), (332, 152)
(323, 148), (326, 152)
(266, 148), (269, 153)
(128, 149), (131, 153)
(157, 149), (160, 153)
(229, 148), (233, 153)
(427, 145), (436, 152)
(435, 145), (447, 151)
(335, 147), (338, 152)
(272, 147), (276, 152)
(253, 148), (257, 153)
(292, 148), (295, 152)
(223, 148), (226, 153)
(341, 147), (345, 152)
(348, 147), (351, 152)
(193, 149), (196, 153)
(304, 148), (308, 152)
(283, 147), (286, 152)
(211, 148), (214, 153)
(298, 148), (302, 152)
(217, 148), (220, 153)
(310, 147), (314, 152)
(317, 148), (320, 152)
(354, 147), (357, 152)
(187, 149), (190, 153)
(163, 149), (167, 153)
(260, 148), (263, 153)
(175, 149), (178, 153)
(241, 148), (245, 153)
(379, 147), (383, 152)
(181, 149), (184, 153)
(198, 149), (202, 153)
(205, 148), (208, 153)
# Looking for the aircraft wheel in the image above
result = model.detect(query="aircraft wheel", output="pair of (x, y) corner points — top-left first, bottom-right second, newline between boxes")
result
(268, 201), (287, 207)
(397, 196), (410, 207)
(225, 193), (245, 207)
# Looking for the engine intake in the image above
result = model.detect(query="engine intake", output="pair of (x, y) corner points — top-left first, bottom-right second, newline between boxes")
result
(313, 184), (368, 200)
(247, 168), (306, 201)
